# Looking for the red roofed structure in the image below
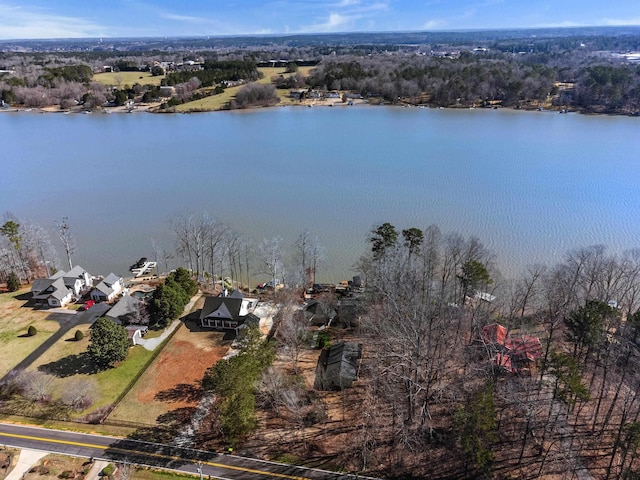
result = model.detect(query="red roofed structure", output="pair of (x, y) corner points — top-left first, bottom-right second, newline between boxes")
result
(493, 353), (515, 373)
(481, 324), (542, 373)
(481, 323), (511, 349)
(510, 336), (543, 363)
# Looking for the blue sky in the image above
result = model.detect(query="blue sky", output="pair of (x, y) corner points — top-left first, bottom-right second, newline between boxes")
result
(1, 0), (639, 40)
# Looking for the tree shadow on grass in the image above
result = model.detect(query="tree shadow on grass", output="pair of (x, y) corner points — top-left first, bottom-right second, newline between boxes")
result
(154, 383), (203, 403)
(38, 352), (100, 377)
(104, 406), (213, 469)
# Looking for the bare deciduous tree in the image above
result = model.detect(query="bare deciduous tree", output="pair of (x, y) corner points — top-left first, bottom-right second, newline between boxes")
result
(60, 378), (97, 410)
(276, 302), (308, 374)
(55, 216), (75, 270)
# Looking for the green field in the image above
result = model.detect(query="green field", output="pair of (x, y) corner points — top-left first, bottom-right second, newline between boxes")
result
(176, 66), (315, 112)
(0, 289), (59, 378)
(93, 71), (165, 87)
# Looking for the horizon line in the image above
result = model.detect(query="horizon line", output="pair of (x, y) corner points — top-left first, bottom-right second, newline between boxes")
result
(1, 24), (640, 43)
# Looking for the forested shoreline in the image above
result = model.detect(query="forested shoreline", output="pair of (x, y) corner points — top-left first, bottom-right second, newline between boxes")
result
(1, 28), (639, 114)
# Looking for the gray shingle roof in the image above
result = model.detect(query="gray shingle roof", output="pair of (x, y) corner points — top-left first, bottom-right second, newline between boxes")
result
(31, 278), (55, 295)
(93, 281), (114, 297)
(200, 296), (242, 321)
(106, 295), (141, 324)
(315, 342), (361, 390)
(103, 273), (121, 286)
(65, 265), (88, 278)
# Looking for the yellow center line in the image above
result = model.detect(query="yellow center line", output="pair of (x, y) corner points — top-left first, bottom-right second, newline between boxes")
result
(0, 432), (309, 480)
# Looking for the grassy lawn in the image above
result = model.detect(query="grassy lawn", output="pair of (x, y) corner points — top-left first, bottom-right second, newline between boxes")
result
(0, 289), (59, 378)
(23, 327), (156, 417)
(176, 66), (315, 112)
(0, 287), (157, 417)
(175, 85), (238, 112)
(132, 468), (197, 480)
(89, 346), (155, 411)
(93, 71), (165, 87)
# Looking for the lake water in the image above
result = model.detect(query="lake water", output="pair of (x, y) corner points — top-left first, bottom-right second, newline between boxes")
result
(1, 106), (639, 282)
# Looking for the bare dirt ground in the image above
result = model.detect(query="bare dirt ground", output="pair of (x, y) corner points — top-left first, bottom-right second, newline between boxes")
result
(20, 455), (90, 480)
(0, 448), (18, 480)
(108, 303), (230, 425)
(194, 326), (380, 474)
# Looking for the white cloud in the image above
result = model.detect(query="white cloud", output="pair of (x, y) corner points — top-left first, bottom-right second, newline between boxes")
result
(158, 13), (211, 24)
(423, 19), (446, 30)
(603, 17), (640, 26)
(0, 2), (109, 39)
(299, 0), (388, 32)
(303, 13), (352, 32)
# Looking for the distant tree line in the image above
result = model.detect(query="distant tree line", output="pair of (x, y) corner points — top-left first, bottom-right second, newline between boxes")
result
(1, 36), (639, 113)
(163, 60), (260, 87)
(307, 52), (640, 113)
(228, 83), (278, 109)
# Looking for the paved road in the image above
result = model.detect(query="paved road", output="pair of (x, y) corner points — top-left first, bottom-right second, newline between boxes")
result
(0, 423), (378, 480)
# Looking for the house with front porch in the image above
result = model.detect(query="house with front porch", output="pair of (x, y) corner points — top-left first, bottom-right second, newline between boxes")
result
(199, 291), (259, 333)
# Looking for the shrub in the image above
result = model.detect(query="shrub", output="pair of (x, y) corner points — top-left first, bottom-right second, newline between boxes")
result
(230, 83), (279, 109)
(74, 330), (84, 341)
(316, 331), (330, 349)
(101, 464), (115, 477)
(7, 272), (20, 292)
(27, 325), (37, 336)
(60, 378), (97, 411)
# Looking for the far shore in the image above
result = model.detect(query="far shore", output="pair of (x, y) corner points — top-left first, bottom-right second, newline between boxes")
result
(1, 98), (636, 117)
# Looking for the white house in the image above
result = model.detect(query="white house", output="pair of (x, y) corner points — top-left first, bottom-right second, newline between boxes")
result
(61, 265), (93, 296)
(91, 273), (124, 302)
(31, 277), (73, 308)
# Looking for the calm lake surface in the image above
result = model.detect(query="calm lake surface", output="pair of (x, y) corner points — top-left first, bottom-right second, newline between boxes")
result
(1, 106), (639, 282)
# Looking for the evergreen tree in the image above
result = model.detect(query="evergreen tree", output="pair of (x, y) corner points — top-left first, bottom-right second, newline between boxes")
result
(6, 271), (20, 292)
(370, 222), (398, 259)
(88, 317), (129, 369)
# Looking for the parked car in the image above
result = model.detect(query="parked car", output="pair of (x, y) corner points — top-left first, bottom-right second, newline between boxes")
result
(80, 299), (95, 311)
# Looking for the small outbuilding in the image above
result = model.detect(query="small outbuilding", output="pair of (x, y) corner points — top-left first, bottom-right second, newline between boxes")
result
(314, 341), (362, 390)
